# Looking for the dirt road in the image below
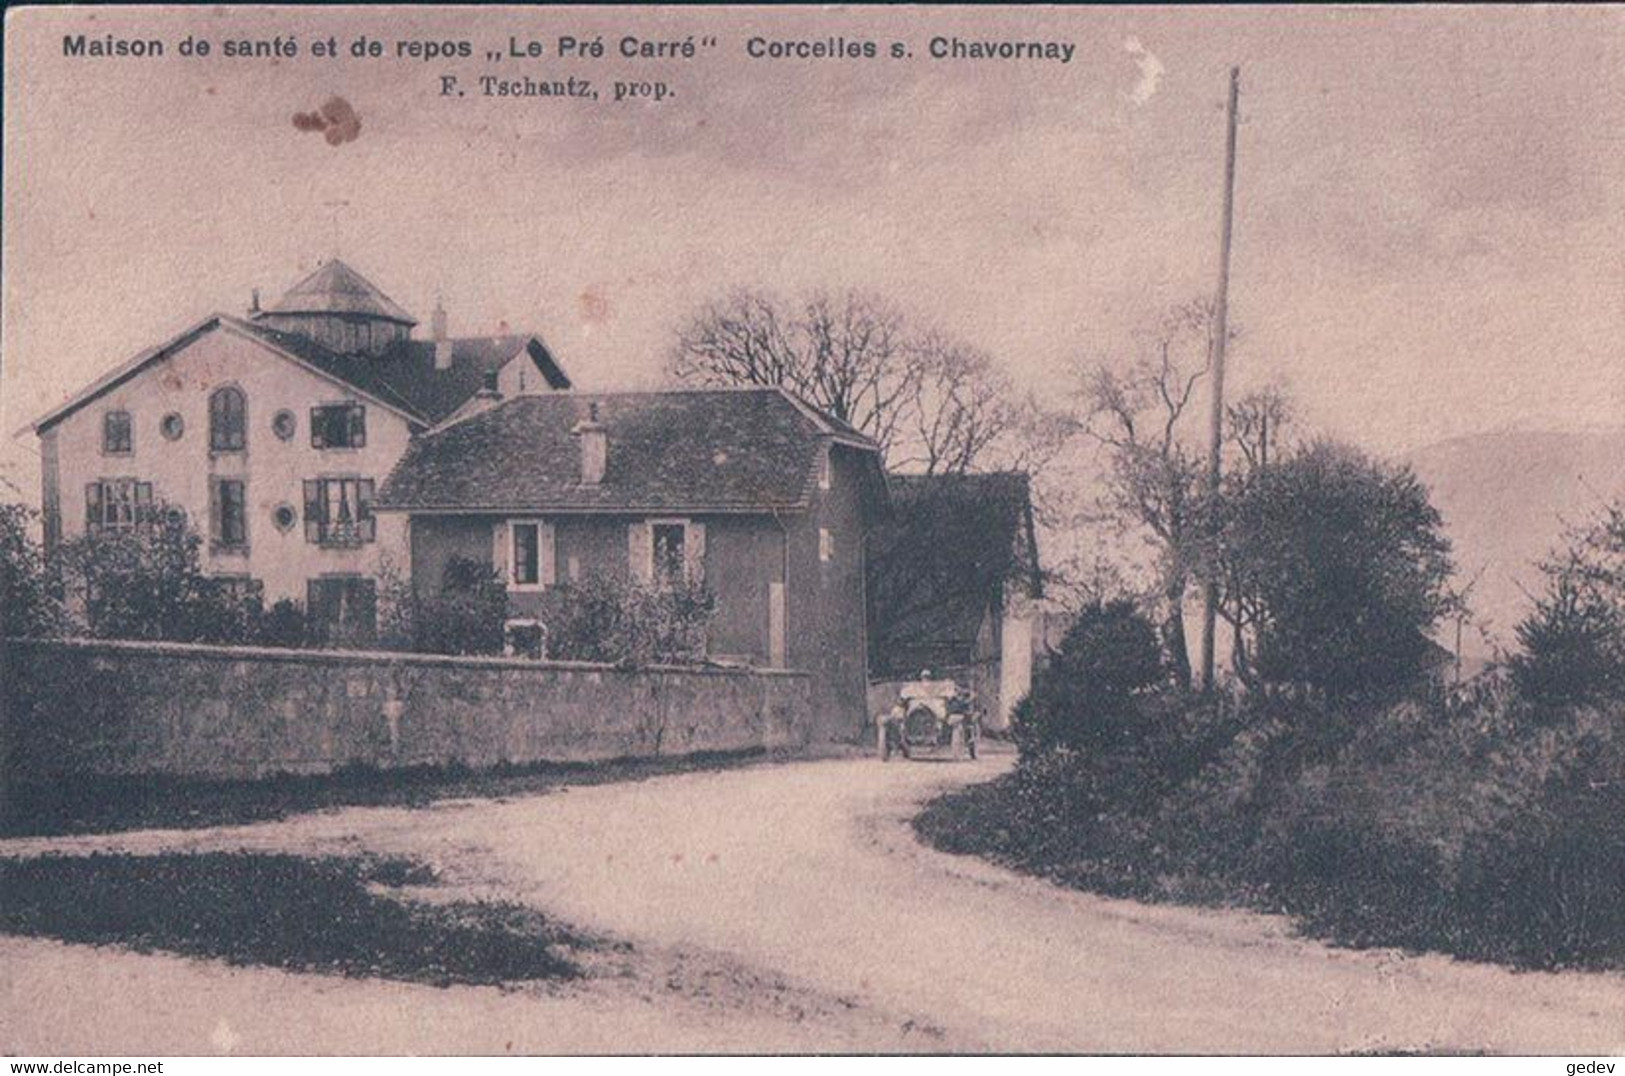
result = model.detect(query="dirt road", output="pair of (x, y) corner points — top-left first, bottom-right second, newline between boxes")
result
(4, 754), (1623, 1054)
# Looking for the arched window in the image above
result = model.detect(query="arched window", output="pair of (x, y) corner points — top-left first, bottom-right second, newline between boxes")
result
(209, 386), (246, 452)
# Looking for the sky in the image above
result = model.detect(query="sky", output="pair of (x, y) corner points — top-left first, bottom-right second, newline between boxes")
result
(4, 5), (1624, 502)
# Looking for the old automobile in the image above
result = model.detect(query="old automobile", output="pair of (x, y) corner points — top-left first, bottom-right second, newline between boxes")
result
(877, 673), (980, 761)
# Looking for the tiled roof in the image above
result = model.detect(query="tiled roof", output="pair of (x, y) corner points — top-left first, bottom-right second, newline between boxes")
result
(373, 336), (571, 422)
(259, 259), (416, 324)
(866, 472), (1040, 677)
(229, 318), (568, 425)
(377, 388), (874, 513)
(29, 301), (566, 435)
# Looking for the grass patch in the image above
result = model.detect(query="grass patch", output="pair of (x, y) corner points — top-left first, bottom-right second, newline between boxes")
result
(2, 748), (773, 838)
(0, 851), (598, 986)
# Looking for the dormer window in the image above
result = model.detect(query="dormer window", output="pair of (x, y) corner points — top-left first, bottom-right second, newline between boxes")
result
(102, 411), (132, 455)
(209, 387), (247, 452)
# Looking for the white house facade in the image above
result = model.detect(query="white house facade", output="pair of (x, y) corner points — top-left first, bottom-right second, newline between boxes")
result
(30, 260), (572, 642)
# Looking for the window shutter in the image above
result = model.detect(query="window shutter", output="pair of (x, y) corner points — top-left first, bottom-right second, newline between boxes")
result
(210, 479), (222, 542)
(134, 482), (154, 525)
(303, 480), (322, 543)
(540, 522), (557, 587)
(628, 521), (652, 583)
(686, 522), (706, 582)
(350, 406), (366, 448)
(358, 479), (377, 542)
(85, 482), (102, 535)
(492, 521), (509, 583)
(351, 578), (378, 644)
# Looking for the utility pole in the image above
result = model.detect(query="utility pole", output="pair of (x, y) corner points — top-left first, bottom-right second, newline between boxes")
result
(1199, 66), (1240, 693)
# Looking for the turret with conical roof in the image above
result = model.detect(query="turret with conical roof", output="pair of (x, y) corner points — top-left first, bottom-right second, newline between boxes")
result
(252, 259), (417, 356)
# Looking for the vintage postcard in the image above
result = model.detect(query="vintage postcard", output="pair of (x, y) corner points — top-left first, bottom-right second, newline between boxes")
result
(3, 3), (1624, 1059)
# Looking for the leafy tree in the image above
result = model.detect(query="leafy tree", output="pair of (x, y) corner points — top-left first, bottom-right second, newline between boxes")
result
(1207, 440), (1454, 700)
(1510, 501), (1625, 708)
(0, 503), (66, 638)
(54, 509), (257, 643)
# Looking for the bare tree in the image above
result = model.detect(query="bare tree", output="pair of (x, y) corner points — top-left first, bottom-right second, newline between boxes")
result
(1226, 385), (1293, 473)
(1211, 385), (1296, 681)
(1074, 300), (1223, 689)
(670, 287), (1025, 474)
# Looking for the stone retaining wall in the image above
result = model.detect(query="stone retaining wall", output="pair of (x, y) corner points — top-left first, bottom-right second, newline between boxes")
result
(2, 638), (811, 782)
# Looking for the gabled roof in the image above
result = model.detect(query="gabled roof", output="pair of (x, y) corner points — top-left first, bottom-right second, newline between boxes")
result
(866, 472), (1042, 677)
(257, 259), (416, 325)
(376, 387), (881, 515)
(26, 315), (424, 434)
(25, 315), (569, 435)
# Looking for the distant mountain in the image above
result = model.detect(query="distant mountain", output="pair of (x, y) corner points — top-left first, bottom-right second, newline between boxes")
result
(1408, 430), (1625, 659)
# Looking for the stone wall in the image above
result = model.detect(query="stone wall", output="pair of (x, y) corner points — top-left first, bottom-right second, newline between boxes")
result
(2, 638), (811, 783)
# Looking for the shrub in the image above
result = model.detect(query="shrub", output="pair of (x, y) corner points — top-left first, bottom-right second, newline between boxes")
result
(256, 599), (309, 649)
(923, 674), (1625, 970)
(410, 556), (508, 657)
(1511, 546), (1625, 709)
(538, 571), (715, 666)
(1455, 718), (1625, 966)
(0, 502), (66, 637)
(1012, 598), (1163, 758)
(54, 509), (260, 644)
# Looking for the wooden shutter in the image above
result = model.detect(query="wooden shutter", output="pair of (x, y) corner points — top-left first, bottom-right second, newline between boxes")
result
(303, 480), (323, 543)
(134, 482), (154, 525)
(686, 521), (706, 582)
(85, 482), (102, 535)
(358, 479), (377, 542)
(309, 408), (325, 448)
(491, 521), (509, 583)
(628, 521), (652, 583)
(540, 522), (557, 587)
(349, 405), (366, 448)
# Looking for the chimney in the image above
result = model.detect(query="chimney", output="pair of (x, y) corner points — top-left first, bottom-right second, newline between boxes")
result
(572, 402), (607, 486)
(249, 288), (261, 316)
(432, 300), (453, 370)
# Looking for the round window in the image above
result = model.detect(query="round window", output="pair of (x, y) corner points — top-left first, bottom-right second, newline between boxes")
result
(161, 412), (184, 441)
(272, 410), (296, 441)
(272, 503), (298, 533)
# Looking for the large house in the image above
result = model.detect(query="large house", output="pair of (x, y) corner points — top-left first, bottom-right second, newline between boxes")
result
(375, 387), (888, 738)
(865, 472), (1044, 730)
(28, 259), (888, 735)
(27, 260), (569, 641)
